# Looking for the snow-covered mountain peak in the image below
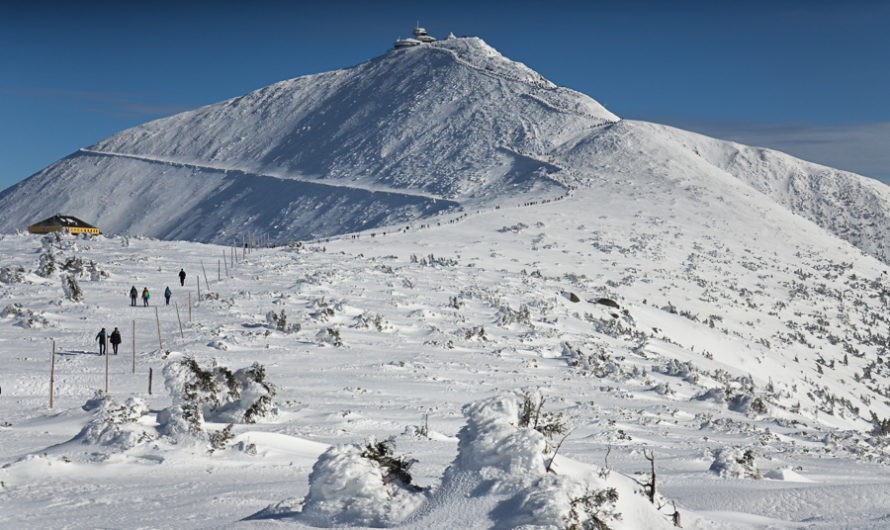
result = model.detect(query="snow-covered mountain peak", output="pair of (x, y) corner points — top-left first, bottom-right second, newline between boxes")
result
(414, 35), (559, 90)
(2, 31), (890, 271)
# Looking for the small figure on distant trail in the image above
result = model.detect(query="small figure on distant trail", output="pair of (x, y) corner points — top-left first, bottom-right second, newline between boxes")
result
(164, 286), (172, 306)
(96, 327), (107, 355)
(142, 287), (150, 307)
(129, 285), (138, 307)
(109, 327), (122, 355)
(179, 268), (186, 287)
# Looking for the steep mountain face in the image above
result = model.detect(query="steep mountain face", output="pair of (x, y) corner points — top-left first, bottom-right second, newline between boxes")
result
(1, 35), (889, 263)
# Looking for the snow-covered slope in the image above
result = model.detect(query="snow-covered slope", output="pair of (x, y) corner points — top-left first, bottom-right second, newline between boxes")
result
(3, 35), (889, 266)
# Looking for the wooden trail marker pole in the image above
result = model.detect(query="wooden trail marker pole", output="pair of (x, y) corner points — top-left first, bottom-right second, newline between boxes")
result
(218, 259), (221, 282)
(155, 307), (163, 352)
(148, 367), (153, 395)
(201, 260), (210, 291)
(188, 292), (192, 322)
(175, 302), (184, 339)
(196, 276), (201, 303)
(132, 319), (136, 374)
(49, 339), (56, 409)
(223, 251), (229, 277)
(104, 338), (109, 394)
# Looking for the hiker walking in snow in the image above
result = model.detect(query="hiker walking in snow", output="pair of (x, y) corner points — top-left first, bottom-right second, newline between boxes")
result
(96, 327), (107, 355)
(179, 268), (186, 286)
(164, 286), (172, 305)
(129, 285), (138, 306)
(109, 327), (122, 355)
(142, 287), (150, 307)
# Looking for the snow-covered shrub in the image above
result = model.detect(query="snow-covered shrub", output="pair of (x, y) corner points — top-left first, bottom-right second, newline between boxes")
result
(0, 266), (25, 284)
(450, 392), (550, 493)
(655, 359), (699, 384)
(518, 390), (568, 450)
(36, 248), (57, 277)
(61, 274), (83, 302)
(708, 447), (762, 479)
(300, 439), (427, 527)
(496, 304), (533, 328)
(438, 392), (640, 529)
(266, 309), (300, 333)
(77, 395), (153, 449)
(463, 325), (487, 341)
(157, 404), (205, 439)
(563, 342), (624, 379)
(61, 256), (85, 276)
(1, 303), (50, 328)
(352, 312), (391, 332)
(163, 357), (277, 427)
(694, 387), (726, 404)
(87, 260), (108, 281)
(727, 393), (769, 416)
(208, 423), (235, 454)
(316, 327), (344, 347)
(310, 297), (340, 322)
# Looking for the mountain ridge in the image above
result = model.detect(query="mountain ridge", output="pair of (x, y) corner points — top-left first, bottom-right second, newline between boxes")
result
(2, 35), (890, 266)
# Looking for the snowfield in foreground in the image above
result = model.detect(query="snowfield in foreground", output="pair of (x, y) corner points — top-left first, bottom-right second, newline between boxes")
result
(3, 182), (890, 528)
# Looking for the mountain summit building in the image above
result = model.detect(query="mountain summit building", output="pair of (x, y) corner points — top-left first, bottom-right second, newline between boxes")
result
(28, 214), (100, 236)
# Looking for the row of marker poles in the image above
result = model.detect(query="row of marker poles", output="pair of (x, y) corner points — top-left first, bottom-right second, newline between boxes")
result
(48, 246), (246, 407)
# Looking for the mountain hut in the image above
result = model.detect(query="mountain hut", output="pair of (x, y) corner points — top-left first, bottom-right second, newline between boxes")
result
(28, 214), (101, 236)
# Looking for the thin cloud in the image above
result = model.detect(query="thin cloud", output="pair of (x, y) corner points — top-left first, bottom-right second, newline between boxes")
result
(1, 86), (190, 119)
(669, 120), (890, 183)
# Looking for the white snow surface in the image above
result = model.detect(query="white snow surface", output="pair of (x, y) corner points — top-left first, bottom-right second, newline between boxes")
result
(3, 34), (890, 530)
(4, 159), (890, 527)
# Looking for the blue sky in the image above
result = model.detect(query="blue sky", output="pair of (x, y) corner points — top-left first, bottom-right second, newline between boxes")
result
(2, 0), (888, 190)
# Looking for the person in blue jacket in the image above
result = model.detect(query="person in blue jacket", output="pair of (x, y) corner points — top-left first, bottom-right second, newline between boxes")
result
(142, 287), (150, 307)
(164, 286), (172, 305)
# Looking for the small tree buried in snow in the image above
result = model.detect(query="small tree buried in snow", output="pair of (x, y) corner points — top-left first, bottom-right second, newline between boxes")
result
(61, 274), (83, 302)
(162, 356), (277, 436)
(300, 439), (426, 527)
(565, 486), (621, 530)
(266, 309), (300, 333)
(76, 395), (154, 449)
(709, 447), (762, 479)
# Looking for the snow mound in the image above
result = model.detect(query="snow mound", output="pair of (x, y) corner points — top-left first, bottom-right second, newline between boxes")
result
(299, 440), (427, 527)
(75, 395), (151, 450)
(407, 392), (675, 529)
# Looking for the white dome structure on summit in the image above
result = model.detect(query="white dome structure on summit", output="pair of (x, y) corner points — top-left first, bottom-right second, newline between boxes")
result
(394, 25), (436, 48)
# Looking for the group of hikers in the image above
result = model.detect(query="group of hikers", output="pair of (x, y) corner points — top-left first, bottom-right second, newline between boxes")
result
(126, 269), (186, 307)
(99, 268), (187, 355)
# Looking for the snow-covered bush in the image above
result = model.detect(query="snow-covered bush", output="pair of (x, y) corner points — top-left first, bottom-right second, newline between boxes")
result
(708, 447), (762, 479)
(163, 356), (277, 427)
(76, 395), (153, 449)
(496, 304), (533, 328)
(563, 341), (625, 379)
(62, 274), (83, 302)
(0, 266), (25, 284)
(1, 303), (50, 328)
(300, 439), (426, 527)
(316, 327), (344, 347)
(441, 392), (631, 529)
(505, 473), (621, 530)
(266, 309), (300, 333)
(352, 312), (391, 332)
(36, 248), (57, 277)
